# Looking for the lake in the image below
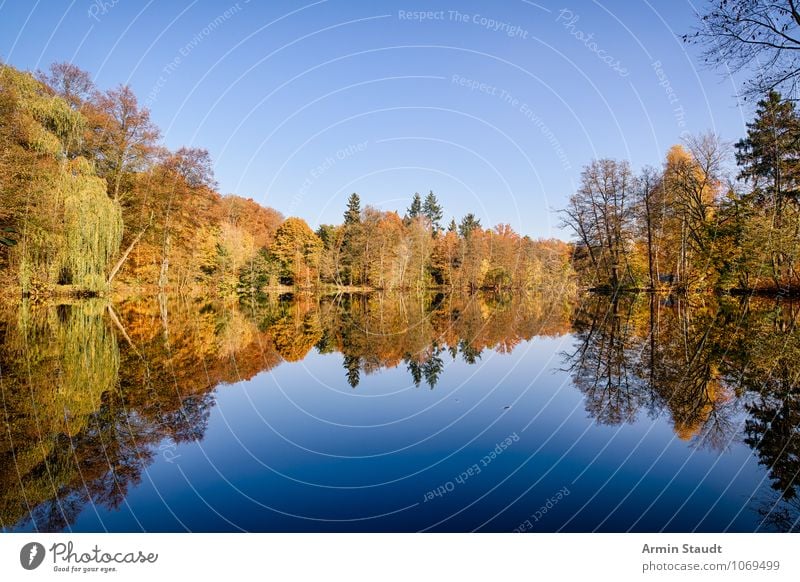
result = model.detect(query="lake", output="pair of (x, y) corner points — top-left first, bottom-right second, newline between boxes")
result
(1, 292), (798, 532)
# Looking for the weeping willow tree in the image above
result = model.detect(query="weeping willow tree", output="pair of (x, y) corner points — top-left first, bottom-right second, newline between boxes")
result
(1, 65), (122, 294)
(15, 159), (123, 294)
(57, 158), (122, 292)
(0, 63), (84, 157)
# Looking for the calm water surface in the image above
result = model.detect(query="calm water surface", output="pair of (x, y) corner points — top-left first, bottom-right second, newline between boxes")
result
(1, 292), (798, 532)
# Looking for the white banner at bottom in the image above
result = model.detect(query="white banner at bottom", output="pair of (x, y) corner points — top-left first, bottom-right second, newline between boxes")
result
(1, 533), (797, 581)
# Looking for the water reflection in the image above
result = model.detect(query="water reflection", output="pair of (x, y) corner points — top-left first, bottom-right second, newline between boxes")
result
(566, 294), (800, 529)
(0, 292), (798, 531)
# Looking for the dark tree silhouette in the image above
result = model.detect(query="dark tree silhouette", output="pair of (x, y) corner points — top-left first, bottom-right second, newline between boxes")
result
(685, 0), (800, 99)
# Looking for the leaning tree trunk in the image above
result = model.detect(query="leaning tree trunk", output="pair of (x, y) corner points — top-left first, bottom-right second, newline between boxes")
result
(106, 215), (152, 286)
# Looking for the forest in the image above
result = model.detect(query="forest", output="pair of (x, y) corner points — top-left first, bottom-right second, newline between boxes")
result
(563, 99), (800, 294)
(561, 0), (800, 294)
(4, 58), (800, 299)
(0, 61), (573, 298)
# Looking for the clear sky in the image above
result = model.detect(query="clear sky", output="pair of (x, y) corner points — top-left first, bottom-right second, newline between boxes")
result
(0, 0), (750, 238)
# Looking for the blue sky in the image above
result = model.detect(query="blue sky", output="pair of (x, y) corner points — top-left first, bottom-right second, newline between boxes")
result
(0, 0), (749, 238)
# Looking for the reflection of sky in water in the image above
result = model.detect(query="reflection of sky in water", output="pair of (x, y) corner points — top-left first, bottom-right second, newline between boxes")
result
(64, 335), (766, 533)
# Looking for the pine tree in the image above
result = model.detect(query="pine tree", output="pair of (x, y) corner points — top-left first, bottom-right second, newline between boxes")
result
(344, 354), (361, 388)
(344, 192), (362, 224)
(422, 348), (444, 389)
(458, 213), (481, 238)
(423, 190), (443, 233)
(735, 91), (800, 286)
(447, 219), (458, 233)
(405, 356), (423, 387)
(406, 192), (422, 220)
(735, 91), (800, 221)
(341, 193), (364, 285)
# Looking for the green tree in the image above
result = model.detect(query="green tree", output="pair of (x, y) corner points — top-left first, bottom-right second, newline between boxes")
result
(406, 192), (422, 221)
(315, 224), (338, 249)
(344, 192), (361, 225)
(341, 194), (365, 285)
(735, 93), (800, 288)
(735, 91), (800, 222)
(423, 190), (443, 233)
(458, 213), (481, 238)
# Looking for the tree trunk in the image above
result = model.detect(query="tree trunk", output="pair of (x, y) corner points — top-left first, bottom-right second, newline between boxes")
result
(107, 216), (152, 286)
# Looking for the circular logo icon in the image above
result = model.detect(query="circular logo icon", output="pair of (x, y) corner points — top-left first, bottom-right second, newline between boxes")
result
(20, 542), (46, 570)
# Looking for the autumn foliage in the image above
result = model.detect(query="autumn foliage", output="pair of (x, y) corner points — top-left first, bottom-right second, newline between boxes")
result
(0, 62), (574, 297)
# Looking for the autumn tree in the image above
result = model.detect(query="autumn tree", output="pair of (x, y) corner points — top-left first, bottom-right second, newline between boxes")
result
(36, 62), (95, 110)
(315, 223), (341, 285)
(166, 147), (218, 189)
(0, 61), (585, 296)
(458, 216), (487, 290)
(661, 137), (726, 289)
(87, 85), (160, 201)
(0, 65), (121, 293)
(362, 207), (404, 289)
(633, 166), (664, 289)
(562, 159), (636, 289)
(403, 214), (433, 290)
(273, 217), (322, 287)
(430, 226), (461, 286)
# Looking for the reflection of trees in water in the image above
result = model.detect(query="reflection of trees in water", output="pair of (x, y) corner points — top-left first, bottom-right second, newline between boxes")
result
(565, 296), (649, 425)
(565, 294), (740, 442)
(0, 297), (275, 531)
(0, 299), (120, 530)
(0, 291), (573, 531)
(564, 293), (800, 530)
(753, 491), (800, 532)
(4, 291), (798, 531)
(241, 291), (575, 389)
(746, 391), (800, 507)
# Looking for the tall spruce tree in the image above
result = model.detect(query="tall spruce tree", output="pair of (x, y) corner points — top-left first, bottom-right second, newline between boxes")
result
(344, 192), (362, 224)
(341, 193), (364, 285)
(735, 91), (800, 286)
(458, 213), (481, 238)
(423, 190), (443, 233)
(735, 91), (800, 222)
(407, 192), (422, 220)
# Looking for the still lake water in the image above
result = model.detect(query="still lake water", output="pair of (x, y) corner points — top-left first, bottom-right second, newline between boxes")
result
(1, 292), (798, 532)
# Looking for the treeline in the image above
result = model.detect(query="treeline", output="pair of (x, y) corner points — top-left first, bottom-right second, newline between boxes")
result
(0, 62), (573, 296)
(563, 91), (800, 293)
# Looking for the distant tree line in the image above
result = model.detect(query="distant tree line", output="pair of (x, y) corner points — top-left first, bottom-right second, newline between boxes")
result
(0, 62), (574, 296)
(275, 190), (574, 293)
